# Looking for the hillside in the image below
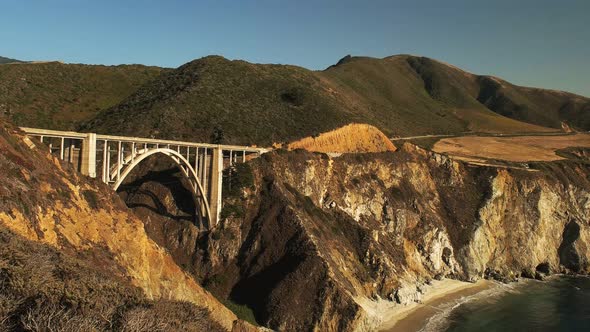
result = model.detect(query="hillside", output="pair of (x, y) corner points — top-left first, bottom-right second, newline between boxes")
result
(422, 57), (590, 130)
(0, 61), (167, 130)
(81, 56), (356, 145)
(0, 119), (253, 331)
(0, 56), (23, 64)
(320, 55), (589, 133)
(0, 54), (586, 146)
(79, 55), (590, 146)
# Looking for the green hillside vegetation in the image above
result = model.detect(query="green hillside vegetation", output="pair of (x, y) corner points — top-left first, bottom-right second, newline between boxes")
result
(319, 55), (554, 136)
(477, 76), (590, 130)
(0, 56), (24, 64)
(1, 54), (587, 145)
(81, 56), (357, 145)
(83, 54), (586, 146)
(0, 62), (167, 129)
(399, 56), (590, 130)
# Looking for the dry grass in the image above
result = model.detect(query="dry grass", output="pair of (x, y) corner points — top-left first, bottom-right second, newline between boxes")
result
(0, 226), (226, 332)
(451, 108), (555, 133)
(287, 123), (397, 153)
(20, 303), (103, 332)
(433, 133), (590, 163)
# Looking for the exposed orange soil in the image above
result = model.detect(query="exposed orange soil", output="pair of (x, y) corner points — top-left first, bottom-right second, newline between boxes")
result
(433, 133), (590, 162)
(288, 123), (397, 153)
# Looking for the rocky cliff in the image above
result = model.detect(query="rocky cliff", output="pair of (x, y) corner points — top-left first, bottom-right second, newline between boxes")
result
(0, 119), (254, 331)
(8, 112), (587, 331)
(135, 143), (590, 331)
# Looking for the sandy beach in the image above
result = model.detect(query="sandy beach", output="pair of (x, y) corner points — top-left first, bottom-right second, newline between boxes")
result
(376, 279), (499, 332)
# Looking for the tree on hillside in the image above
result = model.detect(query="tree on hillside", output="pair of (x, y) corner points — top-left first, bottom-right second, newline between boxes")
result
(210, 126), (224, 144)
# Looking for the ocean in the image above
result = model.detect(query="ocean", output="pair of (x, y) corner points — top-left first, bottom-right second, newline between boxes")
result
(419, 276), (590, 332)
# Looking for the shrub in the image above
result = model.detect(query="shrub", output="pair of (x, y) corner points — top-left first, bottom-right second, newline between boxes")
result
(221, 300), (259, 327)
(82, 189), (100, 209)
(220, 204), (244, 219)
(0, 226), (226, 332)
(222, 162), (254, 199)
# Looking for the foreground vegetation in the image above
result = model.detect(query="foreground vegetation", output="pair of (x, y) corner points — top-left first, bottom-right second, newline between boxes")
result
(0, 226), (225, 332)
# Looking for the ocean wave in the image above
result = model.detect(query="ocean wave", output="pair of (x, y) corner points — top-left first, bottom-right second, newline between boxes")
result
(418, 282), (515, 332)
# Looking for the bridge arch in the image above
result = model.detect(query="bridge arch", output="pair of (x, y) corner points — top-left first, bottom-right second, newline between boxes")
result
(20, 127), (269, 228)
(111, 148), (212, 227)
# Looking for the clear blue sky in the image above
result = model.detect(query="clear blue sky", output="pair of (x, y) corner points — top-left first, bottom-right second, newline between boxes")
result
(2, 0), (589, 96)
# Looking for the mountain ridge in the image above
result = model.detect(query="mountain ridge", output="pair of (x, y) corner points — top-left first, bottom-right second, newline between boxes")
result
(0, 61), (167, 129)
(1, 54), (587, 145)
(82, 54), (588, 145)
(0, 55), (24, 64)
(345, 54), (589, 99)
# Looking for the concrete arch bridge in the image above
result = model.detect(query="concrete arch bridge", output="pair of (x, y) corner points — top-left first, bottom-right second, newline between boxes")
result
(20, 127), (268, 228)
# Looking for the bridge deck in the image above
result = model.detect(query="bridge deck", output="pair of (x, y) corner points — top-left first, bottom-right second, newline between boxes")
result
(20, 127), (268, 153)
(20, 127), (268, 228)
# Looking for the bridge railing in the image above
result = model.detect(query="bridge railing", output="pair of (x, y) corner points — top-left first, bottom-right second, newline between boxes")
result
(20, 127), (268, 227)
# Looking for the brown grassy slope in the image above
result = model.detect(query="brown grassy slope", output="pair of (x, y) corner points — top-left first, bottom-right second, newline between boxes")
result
(81, 55), (574, 146)
(0, 62), (167, 129)
(319, 55), (561, 134)
(0, 226), (226, 332)
(0, 118), (244, 331)
(433, 133), (590, 163)
(287, 123), (397, 153)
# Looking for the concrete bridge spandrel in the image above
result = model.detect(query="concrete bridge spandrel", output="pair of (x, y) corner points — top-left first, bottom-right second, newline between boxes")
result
(20, 127), (268, 228)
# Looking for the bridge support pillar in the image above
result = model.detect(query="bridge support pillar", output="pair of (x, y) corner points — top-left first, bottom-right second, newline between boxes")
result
(81, 133), (97, 178)
(209, 147), (223, 227)
(20, 127), (269, 230)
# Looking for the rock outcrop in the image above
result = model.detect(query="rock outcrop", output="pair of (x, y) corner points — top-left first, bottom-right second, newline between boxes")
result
(176, 144), (590, 331)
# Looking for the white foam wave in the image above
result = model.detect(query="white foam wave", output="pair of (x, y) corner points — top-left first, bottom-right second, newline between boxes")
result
(417, 282), (515, 332)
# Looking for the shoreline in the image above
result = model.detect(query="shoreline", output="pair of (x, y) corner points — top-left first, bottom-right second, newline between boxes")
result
(375, 279), (499, 332)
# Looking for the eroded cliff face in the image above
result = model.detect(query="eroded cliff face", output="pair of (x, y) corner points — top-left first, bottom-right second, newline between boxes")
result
(0, 120), (248, 331)
(179, 144), (590, 331)
(109, 137), (590, 331)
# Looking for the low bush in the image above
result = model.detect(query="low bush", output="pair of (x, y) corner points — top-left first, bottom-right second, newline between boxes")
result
(0, 226), (225, 332)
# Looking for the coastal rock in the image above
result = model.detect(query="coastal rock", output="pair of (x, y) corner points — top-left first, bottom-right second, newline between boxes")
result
(124, 145), (590, 331)
(558, 220), (588, 272)
(393, 282), (423, 305)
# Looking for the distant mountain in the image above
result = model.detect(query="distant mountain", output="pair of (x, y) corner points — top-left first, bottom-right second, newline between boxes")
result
(81, 55), (589, 145)
(0, 62), (168, 129)
(0, 56), (24, 64)
(1, 54), (587, 144)
(326, 55), (590, 133)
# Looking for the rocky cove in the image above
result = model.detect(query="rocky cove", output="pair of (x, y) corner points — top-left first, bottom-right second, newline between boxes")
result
(119, 143), (590, 331)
